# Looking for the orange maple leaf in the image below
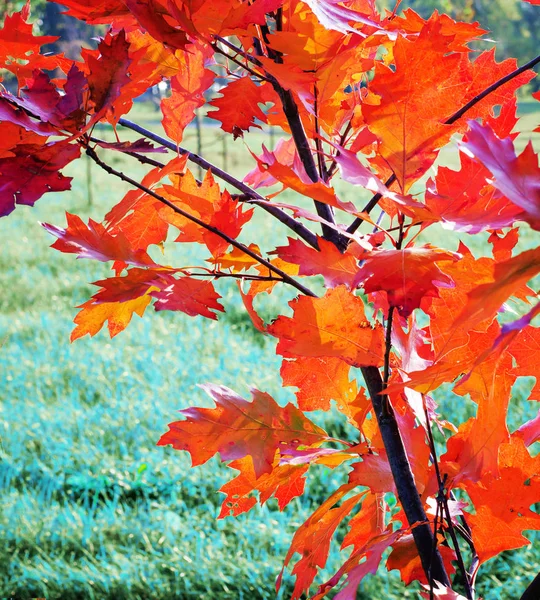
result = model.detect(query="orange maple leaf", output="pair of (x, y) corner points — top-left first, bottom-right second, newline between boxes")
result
(269, 286), (385, 368)
(158, 384), (328, 478)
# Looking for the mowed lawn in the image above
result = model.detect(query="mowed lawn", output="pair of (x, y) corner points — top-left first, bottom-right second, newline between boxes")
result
(1, 102), (539, 599)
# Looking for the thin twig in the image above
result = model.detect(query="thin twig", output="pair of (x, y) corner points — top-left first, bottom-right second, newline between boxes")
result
(429, 496), (441, 600)
(85, 145), (316, 299)
(346, 52), (540, 236)
(211, 42), (270, 82)
(450, 491), (480, 587)
(313, 85), (330, 182)
(214, 35), (264, 68)
(424, 406), (474, 600)
(446, 52), (540, 125)
(117, 118), (319, 249)
(382, 306), (395, 417)
(327, 120), (354, 179)
(184, 271), (284, 282)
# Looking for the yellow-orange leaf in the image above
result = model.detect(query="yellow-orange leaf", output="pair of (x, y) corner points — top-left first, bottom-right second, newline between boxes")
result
(71, 294), (151, 341)
(269, 286), (385, 368)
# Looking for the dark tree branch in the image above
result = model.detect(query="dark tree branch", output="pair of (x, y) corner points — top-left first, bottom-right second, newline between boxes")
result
(313, 85), (330, 182)
(271, 82), (345, 246)
(520, 573), (540, 600)
(249, 22), (451, 584)
(362, 215), (451, 586)
(85, 145), (316, 298)
(233, 27), (346, 247)
(362, 371), (451, 587)
(117, 118), (319, 249)
(222, 34), (449, 583)
(346, 52), (540, 237)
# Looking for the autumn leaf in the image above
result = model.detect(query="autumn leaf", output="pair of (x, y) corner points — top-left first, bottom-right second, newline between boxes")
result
(388, 245), (498, 394)
(218, 456), (308, 518)
(93, 138), (167, 154)
(42, 212), (155, 270)
(364, 31), (532, 191)
(440, 328), (515, 483)
(161, 41), (214, 144)
(159, 169), (253, 257)
(313, 529), (400, 600)
(268, 286), (385, 368)
(278, 483), (362, 599)
(49, 0), (132, 25)
(7, 68), (86, 132)
(460, 121), (540, 230)
(455, 246), (540, 329)
(167, 0), (282, 39)
(387, 534), (456, 585)
(354, 246), (459, 317)
(413, 151), (524, 233)
(280, 356), (358, 412)
(341, 493), (386, 553)
(89, 267), (166, 303)
(210, 244), (262, 272)
(152, 276), (225, 320)
(104, 156), (188, 251)
(1, 141), (79, 218)
(273, 236), (360, 288)
(349, 451), (396, 494)
(86, 30), (132, 121)
(71, 294), (152, 341)
(236, 283), (267, 332)
(388, 8), (486, 52)
(158, 384), (328, 478)
(516, 409), (540, 447)
(0, 2), (71, 83)
(506, 323), (540, 401)
(243, 137), (297, 189)
(249, 257), (300, 296)
(303, 0), (380, 35)
(208, 77), (274, 138)
(464, 436), (540, 563)
(124, 0), (189, 49)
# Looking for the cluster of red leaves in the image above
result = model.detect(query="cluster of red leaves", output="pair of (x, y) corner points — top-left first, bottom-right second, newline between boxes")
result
(1, 0), (540, 598)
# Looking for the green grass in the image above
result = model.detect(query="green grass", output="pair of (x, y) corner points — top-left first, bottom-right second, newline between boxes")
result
(1, 102), (539, 599)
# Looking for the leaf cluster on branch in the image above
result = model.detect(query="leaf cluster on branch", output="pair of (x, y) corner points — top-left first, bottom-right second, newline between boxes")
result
(1, 0), (540, 597)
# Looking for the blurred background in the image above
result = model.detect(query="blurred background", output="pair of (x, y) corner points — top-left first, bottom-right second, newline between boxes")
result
(1, 0), (539, 85)
(0, 1), (539, 599)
